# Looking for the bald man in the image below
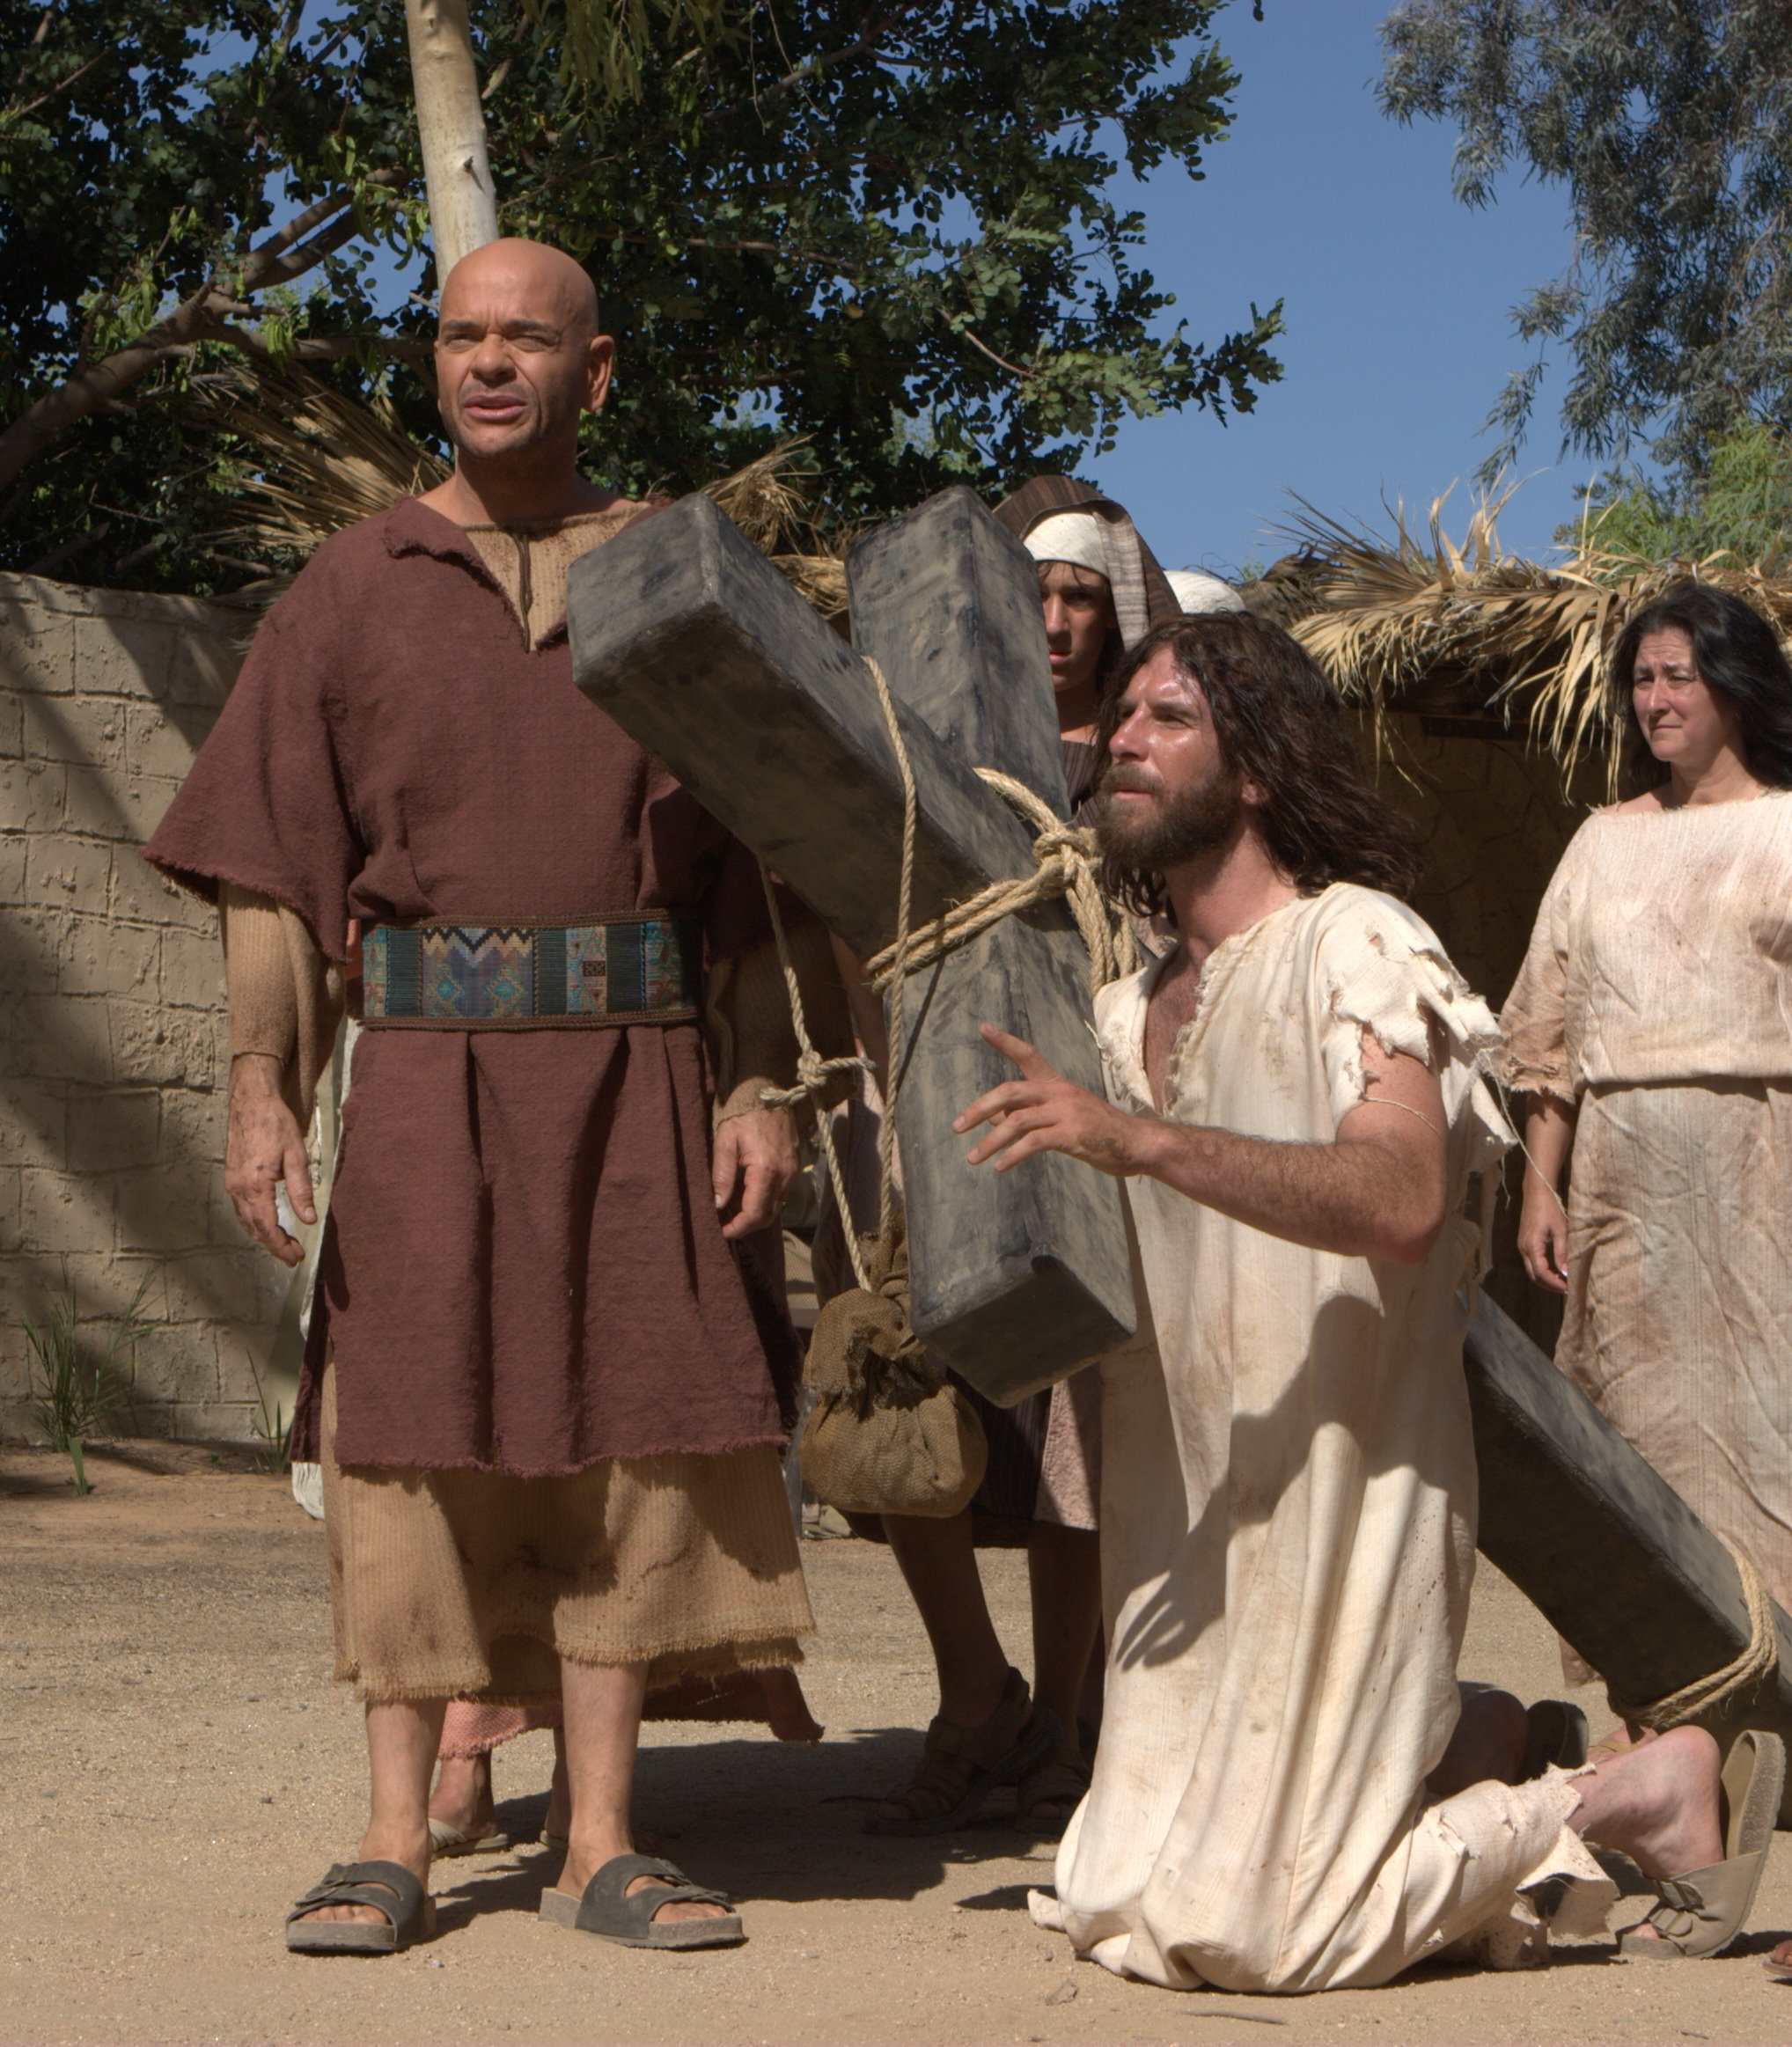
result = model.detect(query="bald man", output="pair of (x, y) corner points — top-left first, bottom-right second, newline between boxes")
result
(146, 240), (816, 1955)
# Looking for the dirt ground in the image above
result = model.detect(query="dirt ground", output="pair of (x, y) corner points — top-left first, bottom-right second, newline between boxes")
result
(1, 1443), (1787, 2047)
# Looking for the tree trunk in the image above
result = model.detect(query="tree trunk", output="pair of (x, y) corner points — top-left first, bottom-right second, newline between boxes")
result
(404, 0), (500, 278)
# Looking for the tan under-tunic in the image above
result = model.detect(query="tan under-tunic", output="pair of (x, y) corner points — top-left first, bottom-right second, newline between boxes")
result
(1499, 794), (1792, 1625)
(321, 1367), (812, 1703)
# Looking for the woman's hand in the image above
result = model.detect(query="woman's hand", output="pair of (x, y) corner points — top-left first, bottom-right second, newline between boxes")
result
(1517, 1186), (1570, 1294)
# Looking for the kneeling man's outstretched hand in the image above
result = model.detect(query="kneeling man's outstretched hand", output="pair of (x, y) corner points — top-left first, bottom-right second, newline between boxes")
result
(955, 1024), (1148, 1179)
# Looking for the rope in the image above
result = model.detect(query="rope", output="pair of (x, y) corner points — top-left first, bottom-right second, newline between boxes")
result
(755, 657), (1140, 1291)
(1610, 1544), (1781, 1731)
(862, 767), (1140, 997)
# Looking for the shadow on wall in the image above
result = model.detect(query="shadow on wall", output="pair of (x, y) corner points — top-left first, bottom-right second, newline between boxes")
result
(0, 574), (293, 1444)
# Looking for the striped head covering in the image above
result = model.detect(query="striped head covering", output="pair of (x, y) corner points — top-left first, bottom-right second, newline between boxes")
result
(992, 474), (1182, 650)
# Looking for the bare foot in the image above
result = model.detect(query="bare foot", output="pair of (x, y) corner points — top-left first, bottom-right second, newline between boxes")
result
(1587, 1720), (1657, 1765)
(556, 1832), (730, 1928)
(429, 1753), (497, 1840)
(1570, 1722), (1723, 1951)
(1428, 1689), (1528, 1799)
(1766, 1936), (1792, 1981)
(290, 1821), (431, 1930)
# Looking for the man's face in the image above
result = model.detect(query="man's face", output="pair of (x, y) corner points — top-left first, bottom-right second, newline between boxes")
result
(434, 246), (613, 466)
(1097, 645), (1244, 869)
(1038, 560), (1117, 699)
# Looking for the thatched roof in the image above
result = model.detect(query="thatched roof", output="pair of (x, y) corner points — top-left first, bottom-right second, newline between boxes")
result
(1252, 491), (1792, 793)
(188, 364), (848, 618)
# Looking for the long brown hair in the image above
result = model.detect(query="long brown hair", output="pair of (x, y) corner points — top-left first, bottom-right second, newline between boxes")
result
(1095, 615), (1422, 916)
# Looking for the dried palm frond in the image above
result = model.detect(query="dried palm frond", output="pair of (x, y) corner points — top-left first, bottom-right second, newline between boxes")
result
(189, 364), (448, 561)
(191, 363), (849, 615)
(1267, 485), (1792, 795)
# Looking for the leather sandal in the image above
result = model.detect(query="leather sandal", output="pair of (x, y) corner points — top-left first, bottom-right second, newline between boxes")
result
(539, 1852), (745, 1950)
(866, 1666), (1060, 1837)
(1619, 1728), (1785, 1960)
(1014, 1738), (1092, 1837)
(1521, 1698), (1590, 1779)
(427, 1816), (510, 1857)
(285, 1860), (436, 1955)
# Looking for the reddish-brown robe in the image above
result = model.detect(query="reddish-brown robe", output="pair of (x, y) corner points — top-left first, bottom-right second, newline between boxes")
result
(145, 499), (797, 1477)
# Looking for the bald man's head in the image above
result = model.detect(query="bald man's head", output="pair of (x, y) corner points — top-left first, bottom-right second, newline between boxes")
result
(433, 238), (613, 489)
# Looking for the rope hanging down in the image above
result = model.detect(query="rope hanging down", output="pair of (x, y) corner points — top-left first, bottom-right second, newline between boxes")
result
(756, 658), (1136, 1292)
(1611, 1544), (1782, 1732)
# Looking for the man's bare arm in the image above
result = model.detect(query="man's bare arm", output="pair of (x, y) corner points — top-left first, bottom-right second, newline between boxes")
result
(955, 1024), (1449, 1267)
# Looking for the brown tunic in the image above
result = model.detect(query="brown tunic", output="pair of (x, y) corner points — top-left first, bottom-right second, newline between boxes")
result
(145, 497), (793, 1477)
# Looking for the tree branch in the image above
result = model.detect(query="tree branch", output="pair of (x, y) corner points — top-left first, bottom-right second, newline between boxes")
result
(2, 48), (106, 126)
(0, 173), (405, 498)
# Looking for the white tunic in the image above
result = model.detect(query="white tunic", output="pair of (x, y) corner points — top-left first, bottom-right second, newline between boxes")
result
(1500, 794), (1792, 1623)
(1034, 885), (1608, 1992)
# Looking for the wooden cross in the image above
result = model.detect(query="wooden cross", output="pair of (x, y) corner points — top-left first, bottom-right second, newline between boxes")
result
(567, 486), (1137, 1403)
(570, 491), (1791, 1804)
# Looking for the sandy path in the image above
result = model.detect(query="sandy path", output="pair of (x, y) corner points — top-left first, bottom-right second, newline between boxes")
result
(0, 1443), (1786, 2045)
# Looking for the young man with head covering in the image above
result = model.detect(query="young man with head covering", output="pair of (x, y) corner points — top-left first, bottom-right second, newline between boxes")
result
(145, 240), (818, 1955)
(827, 478), (1178, 1839)
(953, 613), (1778, 1990)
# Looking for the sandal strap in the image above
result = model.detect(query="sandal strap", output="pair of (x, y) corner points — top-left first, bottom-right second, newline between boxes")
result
(575, 1853), (732, 1936)
(881, 1669), (1037, 1819)
(287, 1860), (424, 1930)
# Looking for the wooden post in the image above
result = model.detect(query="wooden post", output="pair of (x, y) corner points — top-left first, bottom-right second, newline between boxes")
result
(566, 488), (1137, 1398)
(404, 0), (500, 277)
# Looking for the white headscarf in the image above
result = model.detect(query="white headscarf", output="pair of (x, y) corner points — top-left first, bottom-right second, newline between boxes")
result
(1022, 511), (1109, 581)
(1166, 568), (1247, 615)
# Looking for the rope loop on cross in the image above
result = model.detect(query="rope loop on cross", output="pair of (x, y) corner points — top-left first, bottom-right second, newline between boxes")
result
(1609, 1542), (1781, 1732)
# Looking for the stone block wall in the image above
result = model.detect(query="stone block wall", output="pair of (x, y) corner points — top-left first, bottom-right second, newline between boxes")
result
(0, 573), (295, 1443)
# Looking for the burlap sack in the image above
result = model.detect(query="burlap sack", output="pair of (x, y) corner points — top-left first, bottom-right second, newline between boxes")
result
(798, 1222), (987, 1519)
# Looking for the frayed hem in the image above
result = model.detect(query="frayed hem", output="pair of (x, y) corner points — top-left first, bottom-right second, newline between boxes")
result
(332, 1433), (790, 1479)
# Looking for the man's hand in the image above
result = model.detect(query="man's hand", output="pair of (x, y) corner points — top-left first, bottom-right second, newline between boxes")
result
(712, 1100), (799, 1241)
(954, 1024), (1156, 1178)
(1517, 1187), (1570, 1295)
(225, 1053), (314, 1267)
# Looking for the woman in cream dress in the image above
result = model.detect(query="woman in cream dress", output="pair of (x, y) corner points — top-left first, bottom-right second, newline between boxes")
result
(1502, 583), (1792, 1672)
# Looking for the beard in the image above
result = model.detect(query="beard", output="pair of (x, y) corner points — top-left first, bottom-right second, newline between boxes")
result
(1095, 760), (1244, 871)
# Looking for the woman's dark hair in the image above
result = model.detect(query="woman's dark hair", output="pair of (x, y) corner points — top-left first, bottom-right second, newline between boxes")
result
(1610, 582), (1792, 793)
(1094, 614), (1422, 915)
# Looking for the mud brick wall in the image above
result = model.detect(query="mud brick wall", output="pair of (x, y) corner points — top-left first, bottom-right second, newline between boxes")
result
(0, 573), (297, 1444)
(1366, 712), (1605, 1356)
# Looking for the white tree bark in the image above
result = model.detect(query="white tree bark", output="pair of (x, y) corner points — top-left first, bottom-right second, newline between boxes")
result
(404, 0), (500, 279)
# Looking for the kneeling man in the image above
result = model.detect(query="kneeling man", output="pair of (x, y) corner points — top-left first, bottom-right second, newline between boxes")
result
(956, 614), (1775, 1992)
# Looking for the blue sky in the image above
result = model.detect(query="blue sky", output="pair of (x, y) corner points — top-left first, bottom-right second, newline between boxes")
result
(1096, 0), (1585, 578)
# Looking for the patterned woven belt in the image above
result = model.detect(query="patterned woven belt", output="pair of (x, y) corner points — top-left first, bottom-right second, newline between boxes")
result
(360, 914), (703, 1028)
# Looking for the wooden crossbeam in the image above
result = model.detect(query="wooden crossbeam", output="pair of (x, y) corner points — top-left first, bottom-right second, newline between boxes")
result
(1465, 1294), (1792, 1821)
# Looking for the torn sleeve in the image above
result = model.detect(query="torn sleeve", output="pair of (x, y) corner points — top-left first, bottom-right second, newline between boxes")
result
(1496, 834), (1584, 1104)
(1314, 896), (1504, 1132)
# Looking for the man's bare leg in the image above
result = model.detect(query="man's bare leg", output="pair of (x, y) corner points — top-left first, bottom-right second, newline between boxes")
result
(292, 1698), (446, 1926)
(555, 1658), (726, 1926)
(877, 1509), (1009, 1823)
(429, 1752), (496, 1838)
(1022, 1522), (1103, 1824)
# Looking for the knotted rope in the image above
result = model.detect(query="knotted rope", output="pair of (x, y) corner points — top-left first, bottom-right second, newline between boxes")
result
(1610, 1543), (1781, 1732)
(863, 767), (1140, 997)
(755, 658), (1135, 1291)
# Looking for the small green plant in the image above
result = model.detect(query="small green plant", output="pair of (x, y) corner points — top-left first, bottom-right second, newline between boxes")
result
(246, 1353), (294, 1475)
(24, 1266), (153, 1495)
